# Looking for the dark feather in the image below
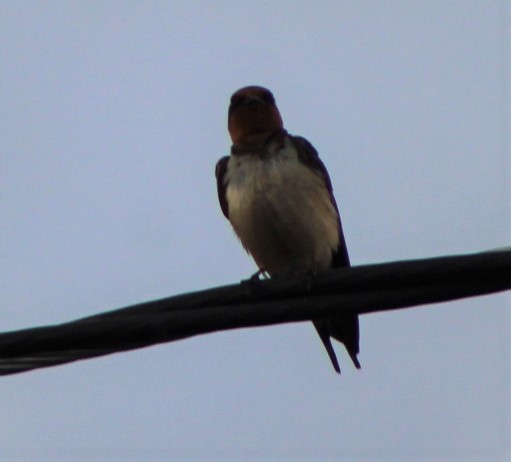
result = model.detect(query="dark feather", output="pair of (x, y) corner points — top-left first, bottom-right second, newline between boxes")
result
(291, 135), (360, 372)
(215, 156), (230, 219)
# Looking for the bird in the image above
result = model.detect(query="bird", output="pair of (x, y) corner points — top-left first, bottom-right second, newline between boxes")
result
(215, 85), (360, 373)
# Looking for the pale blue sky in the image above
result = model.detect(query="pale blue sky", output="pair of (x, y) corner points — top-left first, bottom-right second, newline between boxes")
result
(1, 1), (510, 461)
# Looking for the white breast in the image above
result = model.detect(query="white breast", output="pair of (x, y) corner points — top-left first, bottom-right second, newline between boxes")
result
(224, 142), (340, 275)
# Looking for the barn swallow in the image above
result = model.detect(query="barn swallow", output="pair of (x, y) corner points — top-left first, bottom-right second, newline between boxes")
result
(215, 85), (360, 373)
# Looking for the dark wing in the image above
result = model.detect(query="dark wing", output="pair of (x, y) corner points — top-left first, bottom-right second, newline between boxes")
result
(291, 136), (349, 267)
(290, 135), (360, 372)
(215, 156), (230, 219)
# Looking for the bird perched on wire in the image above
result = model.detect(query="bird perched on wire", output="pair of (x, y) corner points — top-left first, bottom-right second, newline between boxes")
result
(215, 85), (360, 373)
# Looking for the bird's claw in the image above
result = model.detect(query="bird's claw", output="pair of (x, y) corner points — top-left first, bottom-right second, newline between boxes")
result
(250, 268), (269, 282)
(287, 268), (318, 294)
(241, 268), (269, 298)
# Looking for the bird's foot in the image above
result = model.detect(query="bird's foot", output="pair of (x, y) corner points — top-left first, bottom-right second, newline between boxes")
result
(286, 268), (319, 294)
(241, 268), (269, 298)
(250, 268), (270, 282)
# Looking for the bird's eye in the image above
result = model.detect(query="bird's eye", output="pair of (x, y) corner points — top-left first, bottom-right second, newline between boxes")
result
(261, 91), (275, 104)
(230, 95), (244, 107)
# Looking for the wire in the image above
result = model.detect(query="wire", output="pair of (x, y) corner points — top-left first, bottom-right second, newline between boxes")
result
(0, 249), (510, 376)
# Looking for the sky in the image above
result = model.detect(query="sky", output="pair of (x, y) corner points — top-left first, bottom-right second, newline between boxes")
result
(0, 1), (510, 461)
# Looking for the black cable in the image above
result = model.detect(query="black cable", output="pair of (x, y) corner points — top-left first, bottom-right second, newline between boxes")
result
(0, 249), (510, 376)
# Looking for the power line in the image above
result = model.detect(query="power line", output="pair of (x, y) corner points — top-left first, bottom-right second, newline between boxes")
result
(0, 249), (510, 376)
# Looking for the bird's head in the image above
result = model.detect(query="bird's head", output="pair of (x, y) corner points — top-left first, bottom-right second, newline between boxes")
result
(228, 86), (284, 146)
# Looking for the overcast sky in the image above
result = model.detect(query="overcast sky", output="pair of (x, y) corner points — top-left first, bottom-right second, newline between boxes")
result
(1, 1), (510, 461)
